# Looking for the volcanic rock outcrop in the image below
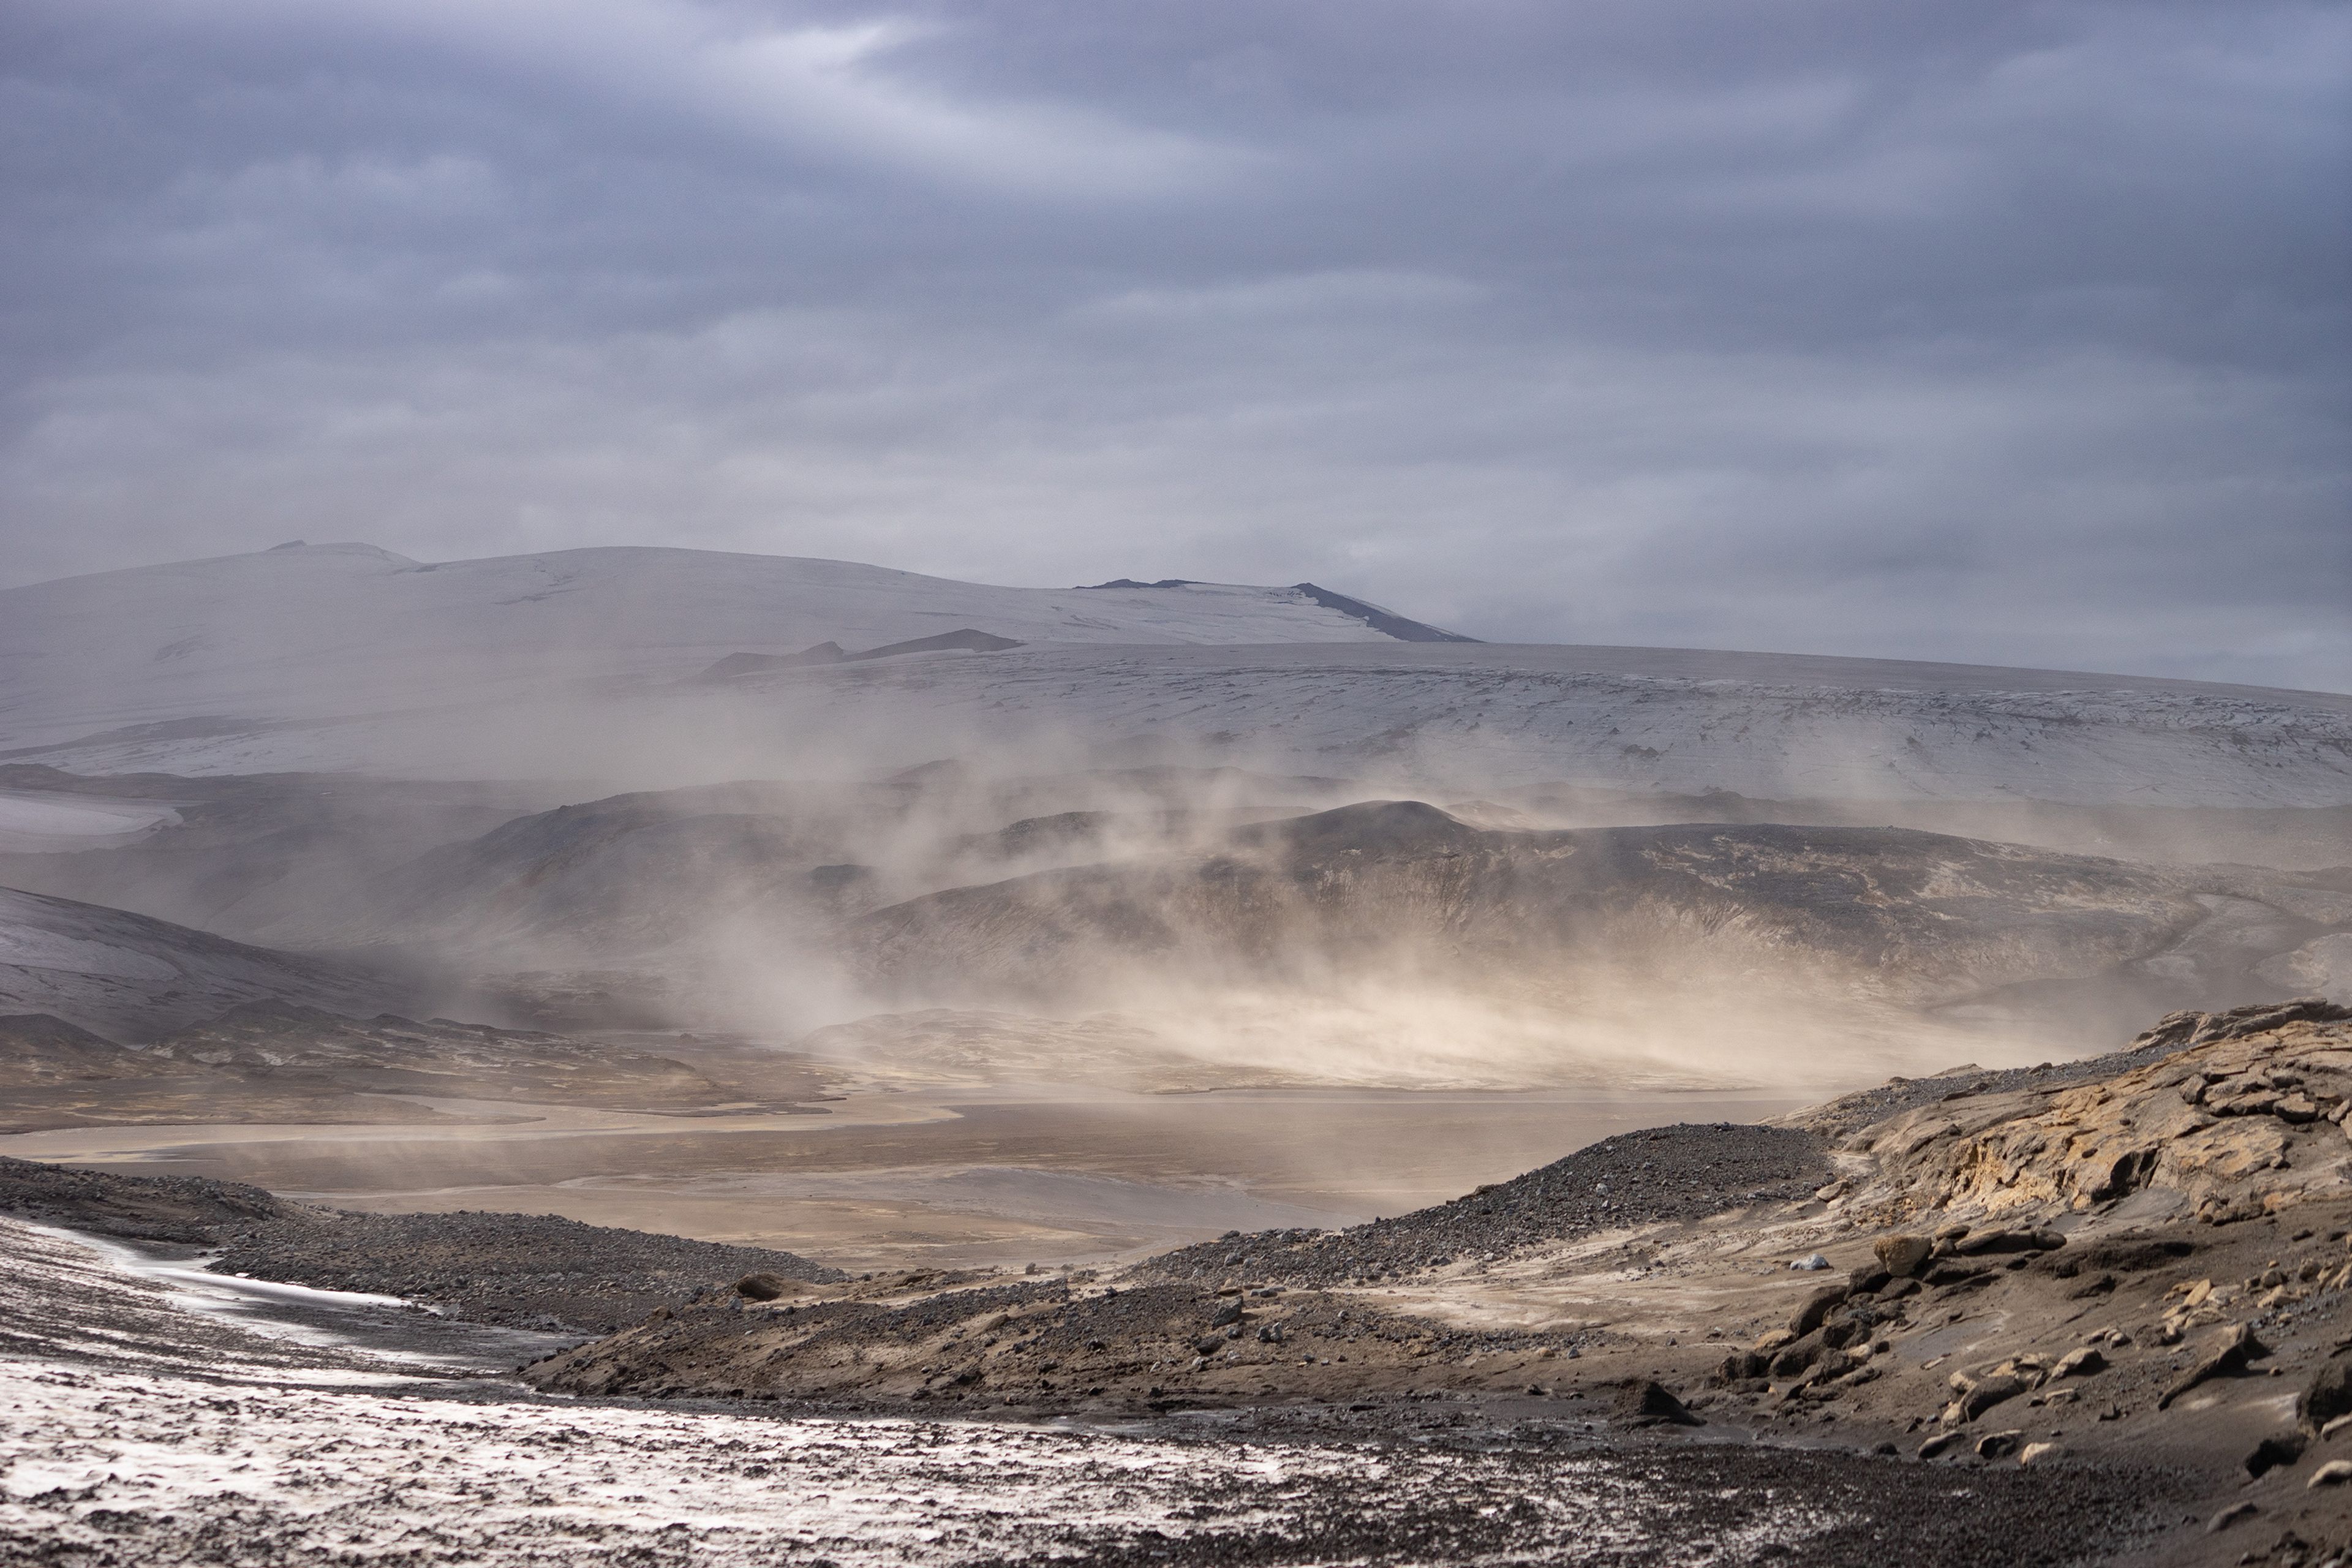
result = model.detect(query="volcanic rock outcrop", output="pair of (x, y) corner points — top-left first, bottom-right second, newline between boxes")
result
(1815, 998), (2352, 1228)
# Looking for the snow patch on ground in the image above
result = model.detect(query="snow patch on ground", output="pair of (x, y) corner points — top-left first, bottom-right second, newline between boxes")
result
(0, 1214), (1845, 1564)
(0, 793), (181, 853)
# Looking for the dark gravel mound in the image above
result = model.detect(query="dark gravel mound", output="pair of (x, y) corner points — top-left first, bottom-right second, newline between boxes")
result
(0, 1154), (843, 1332)
(209, 1208), (846, 1332)
(0, 1153), (300, 1242)
(1136, 1123), (1828, 1286)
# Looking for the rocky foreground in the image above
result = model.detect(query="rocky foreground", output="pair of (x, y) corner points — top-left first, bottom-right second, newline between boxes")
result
(9, 997), (2352, 1565)
(516, 999), (2352, 1566)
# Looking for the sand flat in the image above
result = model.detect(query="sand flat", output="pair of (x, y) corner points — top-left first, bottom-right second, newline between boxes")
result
(1, 1085), (1811, 1270)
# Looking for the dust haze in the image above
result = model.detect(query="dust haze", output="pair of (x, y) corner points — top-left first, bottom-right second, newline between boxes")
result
(1, 549), (2348, 1268)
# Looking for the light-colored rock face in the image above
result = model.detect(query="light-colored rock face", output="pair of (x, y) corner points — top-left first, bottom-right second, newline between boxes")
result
(1844, 1007), (2352, 1227)
(2258, 933), (2352, 1004)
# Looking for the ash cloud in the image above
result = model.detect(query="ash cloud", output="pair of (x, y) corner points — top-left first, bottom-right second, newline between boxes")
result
(0, 0), (2345, 687)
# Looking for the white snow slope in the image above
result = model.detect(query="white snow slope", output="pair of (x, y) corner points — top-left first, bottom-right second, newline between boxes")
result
(0, 543), (1423, 752)
(2, 544), (2347, 808)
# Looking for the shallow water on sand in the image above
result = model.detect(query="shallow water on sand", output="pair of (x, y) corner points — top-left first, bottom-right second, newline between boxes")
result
(0, 1086), (1814, 1272)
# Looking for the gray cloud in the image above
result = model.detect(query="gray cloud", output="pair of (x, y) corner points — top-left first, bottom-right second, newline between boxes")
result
(2, 0), (2345, 688)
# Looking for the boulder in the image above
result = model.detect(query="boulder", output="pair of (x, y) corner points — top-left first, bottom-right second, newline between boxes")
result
(2310, 1460), (2352, 1490)
(1820, 1316), (1872, 1351)
(1950, 1229), (2065, 1257)
(1210, 1298), (1243, 1327)
(2158, 1322), (2270, 1410)
(1974, 1430), (2024, 1458)
(2018, 1441), (2064, 1466)
(1790, 1284), (1849, 1337)
(2209, 1502), (2258, 1534)
(734, 1273), (789, 1301)
(2052, 1346), (2108, 1379)
(1874, 1235), (1934, 1277)
(2301, 1350), (2352, 1434)
(1618, 1380), (1704, 1427)
(1943, 1371), (2029, 1425)
(2245, 1434), (2308, 1478)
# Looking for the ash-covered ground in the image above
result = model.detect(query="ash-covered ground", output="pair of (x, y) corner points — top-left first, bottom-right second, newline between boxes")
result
(0, 1212), (2175, 1568)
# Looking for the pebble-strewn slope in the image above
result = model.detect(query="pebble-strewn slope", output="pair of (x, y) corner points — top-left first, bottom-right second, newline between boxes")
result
(1133, 1124), (1828, 1287)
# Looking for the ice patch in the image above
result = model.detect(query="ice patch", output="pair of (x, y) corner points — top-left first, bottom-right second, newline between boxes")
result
(0, 791), (179, 853)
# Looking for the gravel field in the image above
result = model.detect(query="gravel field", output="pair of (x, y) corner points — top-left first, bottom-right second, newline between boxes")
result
(0, 1214), (2182, 1567)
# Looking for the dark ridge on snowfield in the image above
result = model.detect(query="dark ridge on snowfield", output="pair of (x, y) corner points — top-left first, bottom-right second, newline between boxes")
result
(845, 628), (1025, 661)
(694, 628), (1026, 682)
(1131, 1123), (1828, 1287)
(1072, 577), (1476, 642)
(1292, 582), (1480, 643)
(694, 643), (846, 680)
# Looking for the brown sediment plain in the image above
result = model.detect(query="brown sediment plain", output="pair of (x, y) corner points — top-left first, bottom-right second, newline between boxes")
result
(510, 999), (2352, 1567)
(0, 1077), (1808, 1271)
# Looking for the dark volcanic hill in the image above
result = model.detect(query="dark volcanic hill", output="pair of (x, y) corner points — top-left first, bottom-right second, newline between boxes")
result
(0, 1013), (201, 1087)
(295, 768), (1355, 962)
(0, 884), (399, 1040)
(844, 802), (2345, 1018)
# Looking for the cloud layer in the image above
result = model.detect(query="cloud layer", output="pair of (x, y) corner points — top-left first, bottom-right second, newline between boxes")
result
(2, 0), (2346, 687)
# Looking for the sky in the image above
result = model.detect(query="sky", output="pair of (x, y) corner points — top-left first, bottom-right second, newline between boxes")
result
(2, 0), (2347, 689)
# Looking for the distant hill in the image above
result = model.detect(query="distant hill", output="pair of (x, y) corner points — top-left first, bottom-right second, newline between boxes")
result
(0, 544), (1461, 757)
(0, 545), (2344, 810)
(0, 884), (397, 1039)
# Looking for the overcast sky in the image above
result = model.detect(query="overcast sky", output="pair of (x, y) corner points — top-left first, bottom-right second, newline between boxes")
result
(3, 1), (2346, 688)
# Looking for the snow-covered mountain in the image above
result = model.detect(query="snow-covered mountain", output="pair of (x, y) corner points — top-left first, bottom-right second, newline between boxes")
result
(0, 543), (1461, 754)
(2, 543), (2346, 810)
